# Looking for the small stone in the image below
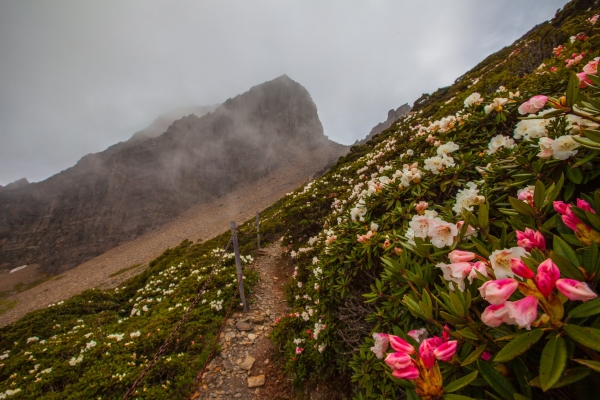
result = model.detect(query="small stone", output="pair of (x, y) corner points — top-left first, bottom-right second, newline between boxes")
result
(247, 333), (257, 341)
(236, 358), (242, 365)
(240, 356), (255, 370)
(236, 322), (253, 331)
(263, 359), (269, 365)
(233, 394), (242, 398)
(247, 374), (265, 388)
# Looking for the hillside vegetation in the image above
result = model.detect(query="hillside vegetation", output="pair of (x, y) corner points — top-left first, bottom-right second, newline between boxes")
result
(3, 1), (600, 399)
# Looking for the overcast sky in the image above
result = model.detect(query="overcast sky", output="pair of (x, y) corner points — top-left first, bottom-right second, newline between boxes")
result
(0, 0), (568, 185)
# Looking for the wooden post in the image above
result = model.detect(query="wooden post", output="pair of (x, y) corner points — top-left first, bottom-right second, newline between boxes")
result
(256, 211), (260, 250)
(231, 221), (247, 312)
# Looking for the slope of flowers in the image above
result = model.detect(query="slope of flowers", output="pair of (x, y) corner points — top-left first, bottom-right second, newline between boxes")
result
(268, 3), (600, 399)
(0, 232), (259, 399)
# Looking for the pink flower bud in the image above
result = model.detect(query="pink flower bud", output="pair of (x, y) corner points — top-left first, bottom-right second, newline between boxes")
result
(433, 341), (457, 362)
(505, 296), (539, 330)
(563, 207), (583, 231)
(481, 351), (492, 361)
(556, 278), (598, 302)
(510, 258), (535, 279)
(479, 279), (519, 305)
(448, 250), (476, 263)
(516, 228), (546, 252)
(482, 304), (513, 327)
(391, 364), (420, 380)
(554, 201), (568, 215)
(442, 325), (451, 342)
(385, 351), (413, 370)
(418, 338), (438, 369)
(535, 259), (560, 297)
(577, 72), (593, 88)
(415, 201), (429, 214)
(577, 198), (595, 213)
(389, 335), (415, 354)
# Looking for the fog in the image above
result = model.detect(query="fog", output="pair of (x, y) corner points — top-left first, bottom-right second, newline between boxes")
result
(0, 0), (567, 185)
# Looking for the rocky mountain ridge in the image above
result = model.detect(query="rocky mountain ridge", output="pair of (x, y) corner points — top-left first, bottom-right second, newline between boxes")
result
(0, 75), (347, 274)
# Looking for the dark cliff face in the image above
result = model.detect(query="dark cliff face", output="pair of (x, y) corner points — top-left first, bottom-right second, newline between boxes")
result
(0, 75), (341, 274)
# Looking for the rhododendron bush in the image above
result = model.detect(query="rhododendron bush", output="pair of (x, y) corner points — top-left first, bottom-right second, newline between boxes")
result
(270, 3), (600, 399)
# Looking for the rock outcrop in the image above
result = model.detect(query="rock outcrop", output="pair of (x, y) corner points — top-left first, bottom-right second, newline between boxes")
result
(0, 75), (347, 274)
(358, 103), (411, 144)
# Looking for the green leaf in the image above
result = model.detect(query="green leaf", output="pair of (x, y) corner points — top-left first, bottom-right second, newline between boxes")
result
(573, 150), (600, 168)
(567, 72), (580, 108)
(444, 395), (476, 400)
(583, 129), (600, 143)
(553, 235), (581, 268)
(477, 359), (516, 400)
(534, 181), (546, 210)
(573, 358), (600, 373)
(461, 344), (487, 366)
(512, 357), (532, 398)
(509, 197), (536, 217)
(563, 324), (600, 352)
(565, 166), (583, 184)
(568, 297), (600, 318)
(444, 371), (478, 393)
(539, 335), (567, 391)
(549, 251), (585, 280)
(440, 311), (465, 325)
(493, 329), (544, 363)
(455, 327), (479, 341)
(479, 203), (489, 229)
(573, 135), (600, 149)
(513, 395), (530, 400)
(530, 368), (590, 390)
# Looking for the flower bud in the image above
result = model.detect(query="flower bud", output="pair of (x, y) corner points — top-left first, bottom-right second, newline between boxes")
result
(448, 250), (476, 263)
(388, 335), (415, 354)
(510, 258), (535, 279)
(556, 278), (598, 302)
(535, 259), (560, 297)
(479, 279), (519, 305)
(433, 341), (457, 362)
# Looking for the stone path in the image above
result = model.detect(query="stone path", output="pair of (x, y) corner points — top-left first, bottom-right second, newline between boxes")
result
(190, 242), (291, 400)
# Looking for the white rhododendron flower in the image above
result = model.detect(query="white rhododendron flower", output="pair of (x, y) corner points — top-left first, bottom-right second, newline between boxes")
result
(551, 135), (580, 160)
(428, 220), (458, 248)
(409, 215), (432, 239)
(488, 134), (516, 154)
(453, 182), (484, 215)
(464, 92), (483, 107)
(489, 247), (529, 279)
(69, 354), (84, 366)
(537, 137), (554, 159)
(513, 119), (547, 141)
(436, 141), (459, 156)
(484, 97), (508, 114)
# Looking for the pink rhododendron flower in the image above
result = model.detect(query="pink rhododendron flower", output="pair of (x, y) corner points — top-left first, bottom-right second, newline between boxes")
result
(505, 296), (539, 330)
(419, 337), (443, 369)
(577, 72), (593, 88)
(583, 57), (600, 75)
(517, 186), (535, 202)
(556, 279), (598, 302)
(389, 335), (415, 354)
(295, 347), (304, 354)
(510, 258), (535, 279)
(407, 328), (428, 343)
(516, 228), (546, 251)
(456, 220), (476, 237)
(370, 333), (390, 359)
(481, 351), (492, 361)
(433, 341), (458, 362)
(518, 95), (548, 115)
(481, 304), (514, 327)
(479, 279), (519, 305)
(535, 259), (561, 297)
(415, 201), (429, 215)
(448, 250), (476, 263)
(467, 261), (488, 284)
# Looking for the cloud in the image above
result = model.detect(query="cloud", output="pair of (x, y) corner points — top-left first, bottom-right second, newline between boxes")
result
(0, 0), (567, 185)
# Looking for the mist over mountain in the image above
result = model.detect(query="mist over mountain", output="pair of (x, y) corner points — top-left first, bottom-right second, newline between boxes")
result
(0, 75), (346, 274)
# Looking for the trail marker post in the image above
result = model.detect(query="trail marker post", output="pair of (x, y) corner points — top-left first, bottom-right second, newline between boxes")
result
(231, 221), (247, 312)
(256, 211), (260, 250)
